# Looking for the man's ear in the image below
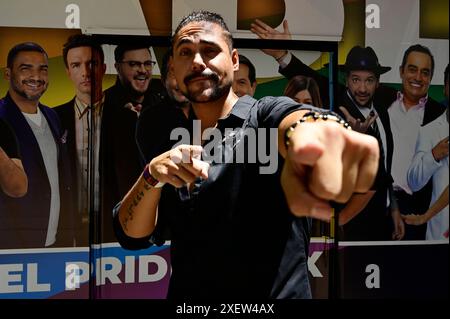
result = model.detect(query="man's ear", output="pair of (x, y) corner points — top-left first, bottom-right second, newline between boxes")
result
(232, 49), (239, 72)
(4, 68), (10, 81)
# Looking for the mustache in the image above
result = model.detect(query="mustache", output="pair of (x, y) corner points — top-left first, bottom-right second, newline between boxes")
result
(184, 70), (219, 85)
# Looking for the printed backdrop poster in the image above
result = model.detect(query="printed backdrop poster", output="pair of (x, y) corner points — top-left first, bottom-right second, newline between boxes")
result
(0, 0), (448, 299)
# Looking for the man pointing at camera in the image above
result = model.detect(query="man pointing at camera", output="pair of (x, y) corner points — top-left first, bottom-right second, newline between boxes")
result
(113, 11), (379, 299)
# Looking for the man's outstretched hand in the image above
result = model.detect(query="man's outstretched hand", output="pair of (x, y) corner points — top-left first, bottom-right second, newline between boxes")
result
(250, 19), (292, 60)
(281, 121), (379, 221)
(339, 106), (378, 133)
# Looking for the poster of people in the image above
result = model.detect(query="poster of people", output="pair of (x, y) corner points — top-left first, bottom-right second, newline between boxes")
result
(0, 0), (448, 303)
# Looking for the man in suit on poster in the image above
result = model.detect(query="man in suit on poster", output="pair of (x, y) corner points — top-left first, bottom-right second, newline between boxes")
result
(100, 43), (164, 242)
(54, 34), (107, 246)
(0, 42), (75, 248)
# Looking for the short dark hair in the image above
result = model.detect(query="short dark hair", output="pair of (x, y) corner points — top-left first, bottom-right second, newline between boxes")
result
(62, 34), (105, 67)
(238, 54), (256, 84)
(114, 44), (151, 63)
(401, 44), (435, 77)
(444, 63), (449, 86)
(7, 42), (48, 68)
(173, 10), (233, 52)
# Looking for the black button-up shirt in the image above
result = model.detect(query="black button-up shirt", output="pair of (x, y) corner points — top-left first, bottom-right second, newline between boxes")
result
(114, 95), (314, 299)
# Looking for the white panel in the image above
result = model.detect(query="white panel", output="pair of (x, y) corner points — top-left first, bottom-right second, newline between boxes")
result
(366, 0), (448, 84)
(1, 0), (344, 40)
(172, 0), (343, 77)
(172, 0), (238, 34)
(83, 0), (150, 35)
(172, 0), (344, 41)
(0, 0), (150, 35)
(282, 0), (344, 41)
(0, 0), (70, 28)
(0, 0), (342, 78)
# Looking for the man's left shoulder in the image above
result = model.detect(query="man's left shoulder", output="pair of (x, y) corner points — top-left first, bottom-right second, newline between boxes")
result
(426, 97), (445, 109)
(39, 103), (57, 113)
(257, 95), (315, 113)
(258, 95), (293, 105)
(255, 95), (297, 112)
(423, 98), (446, 125)
(254, 96), (313, 128)
(39, 104), (61, 122)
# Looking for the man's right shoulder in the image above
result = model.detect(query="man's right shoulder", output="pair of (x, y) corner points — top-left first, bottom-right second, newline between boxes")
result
(0, 97), (10, 115)
(0, 96), (8, 108)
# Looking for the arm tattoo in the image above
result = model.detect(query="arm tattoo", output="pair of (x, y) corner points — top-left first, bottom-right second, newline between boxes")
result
(121, 182), (153, 231)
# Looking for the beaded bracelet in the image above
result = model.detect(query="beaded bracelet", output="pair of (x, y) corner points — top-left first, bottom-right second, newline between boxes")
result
(142, 164), (165, 188)
(285, 111), (351, 147)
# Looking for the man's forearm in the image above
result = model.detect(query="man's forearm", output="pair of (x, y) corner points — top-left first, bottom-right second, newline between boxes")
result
(118, 174), (162, 238)
(424, 186), (449, 222)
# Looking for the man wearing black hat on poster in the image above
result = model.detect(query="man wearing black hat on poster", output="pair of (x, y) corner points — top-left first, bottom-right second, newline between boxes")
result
(333, 46), (403, 240)
(251, 20), (403, 240)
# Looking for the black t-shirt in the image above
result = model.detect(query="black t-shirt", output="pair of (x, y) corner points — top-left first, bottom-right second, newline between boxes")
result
(115, 95), (317, 299)
(136, 95), (191, 164)
(0, 118), (20, 159)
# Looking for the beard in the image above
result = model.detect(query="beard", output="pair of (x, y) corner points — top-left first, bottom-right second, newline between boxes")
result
(182, 70), (230, 103)
(120, 75), (150, 100)
(12, 79), (47, 101)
